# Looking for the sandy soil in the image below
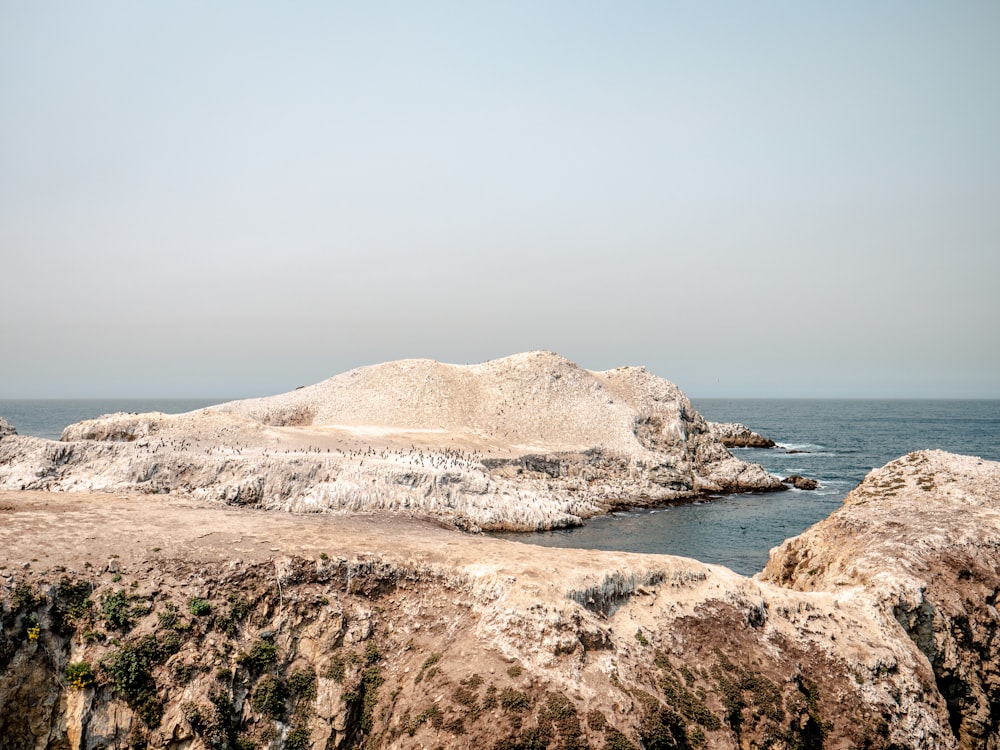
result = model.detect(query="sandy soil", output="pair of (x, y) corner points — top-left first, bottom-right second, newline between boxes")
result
(0, 489), (689, 596)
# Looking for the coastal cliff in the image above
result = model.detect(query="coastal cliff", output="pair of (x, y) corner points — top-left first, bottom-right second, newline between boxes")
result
(761, 450), (1000, 748)
(1, 449), (998, 748)
(0, 352), (783, 531)
(3, 359), (999, 748)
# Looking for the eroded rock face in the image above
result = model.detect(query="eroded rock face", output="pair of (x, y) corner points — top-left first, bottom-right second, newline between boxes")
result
(3, 448), (998, 749)
(0, 352), (784, 530)
(709, 422), (776, 448)
(761, 450), (1000, 749)
(0, 486), (964, 750)
(0, 417), (16, 439)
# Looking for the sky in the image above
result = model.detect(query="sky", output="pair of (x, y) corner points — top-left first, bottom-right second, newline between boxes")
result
(2, 2), (998, 399)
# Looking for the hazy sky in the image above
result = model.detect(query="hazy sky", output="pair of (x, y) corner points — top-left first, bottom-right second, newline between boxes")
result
(2, 2), (998, 398)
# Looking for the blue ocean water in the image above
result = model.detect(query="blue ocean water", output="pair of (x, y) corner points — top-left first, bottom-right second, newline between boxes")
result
(492, 399), (1000, 576)
(2, 398), (999, 576)
(0, 399), (227, 440)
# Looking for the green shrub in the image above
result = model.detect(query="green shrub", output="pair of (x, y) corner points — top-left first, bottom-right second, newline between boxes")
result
(286, 726), (311, 750)
(10, 583), (36, 612)
(406, 705), (441, 735)
(252, 674), (286, 720)
(228, 595), (252, 622)
(65, 661), (96, 689)
(326, 654), (345, 683)
(287, 668), (317, 701)
(499, 687), (530, 712)
(189, 598), (212, 617)
(160, 629), (181, 655)
(101, 642), (163, 726)
(172, 661), (199, 685)
(182, 701), (206, 731)
(237, 640), (277, 674)
(414, 652), (440, 685)
(216, 615), (237, 638)
(100, 589), (136, 631)
(53, 578), (93, 633)
(83, 629), (105, 644)
(358, 666), (384, 734)
(483, 684), (498, 710)
(605, 728), (639, 750)
(157, 603), (179, 629)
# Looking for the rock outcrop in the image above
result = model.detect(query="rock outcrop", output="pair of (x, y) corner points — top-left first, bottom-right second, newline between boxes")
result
(782, 474), (819, 490)
(0, 416), (16, 439)
(0, 352), (784, 531)
(0, 464), (981, 750)
(761, 450), (1000, 748)
(709, 422), (776, 448)
(3, 449), (999, 748)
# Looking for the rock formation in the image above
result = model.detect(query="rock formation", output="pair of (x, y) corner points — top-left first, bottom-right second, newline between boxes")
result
(0, 416), (16, 439)
(781, 474), (819, 490)
(0, 451), (990, 750)
(2, 449), (998, 748)
(0, 352), (784, 531)
(762, 450), (1000, 748)
(708, 422), (776, 448)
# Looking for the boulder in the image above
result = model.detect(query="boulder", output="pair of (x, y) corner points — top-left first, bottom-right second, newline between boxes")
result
(782, 474), (819, 490)
(709, 422), (776, 448)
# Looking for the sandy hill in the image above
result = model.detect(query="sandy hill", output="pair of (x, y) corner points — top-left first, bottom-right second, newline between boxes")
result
(213, 351), (691, 454)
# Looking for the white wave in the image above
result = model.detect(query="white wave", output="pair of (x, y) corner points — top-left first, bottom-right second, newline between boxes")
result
(775, 442), (826, 452)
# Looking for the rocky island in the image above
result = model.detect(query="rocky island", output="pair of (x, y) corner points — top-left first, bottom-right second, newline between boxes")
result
(0, 351), (784, 532)
(1, 353), (998, 749)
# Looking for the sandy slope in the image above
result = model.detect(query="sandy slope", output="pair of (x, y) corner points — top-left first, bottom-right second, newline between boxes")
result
(211, 350), (691, 454)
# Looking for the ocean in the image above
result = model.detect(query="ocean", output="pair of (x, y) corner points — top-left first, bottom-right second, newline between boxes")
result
(491, 399), (1000, 575)
(2, 398), (999, 576)
(0, 399), (228, 441)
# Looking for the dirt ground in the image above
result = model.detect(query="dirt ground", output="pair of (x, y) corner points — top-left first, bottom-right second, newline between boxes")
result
(0, 489), (688, 597)
(0, 481), (972, 749)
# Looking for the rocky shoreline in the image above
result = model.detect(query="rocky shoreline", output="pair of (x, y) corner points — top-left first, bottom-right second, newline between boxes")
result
(1, 449), (998, 748)
(2, 353), (996, 748)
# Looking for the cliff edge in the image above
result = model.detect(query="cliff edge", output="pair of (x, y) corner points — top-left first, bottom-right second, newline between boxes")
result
(761, 450), (1000, 748)
(2, 450), (998, 748)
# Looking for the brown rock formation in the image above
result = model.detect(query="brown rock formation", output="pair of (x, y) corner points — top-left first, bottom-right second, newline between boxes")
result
(0, 479), (965, 750)
(762, 450), (1000, 748)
